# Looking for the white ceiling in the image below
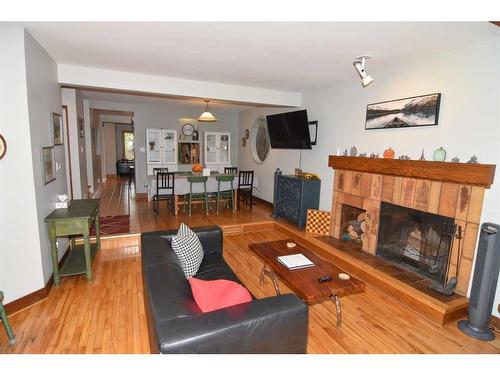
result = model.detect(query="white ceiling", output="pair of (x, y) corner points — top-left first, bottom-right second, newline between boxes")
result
(23, 22), (500, 91)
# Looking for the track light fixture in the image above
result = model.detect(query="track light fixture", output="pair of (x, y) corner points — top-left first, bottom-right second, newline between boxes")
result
(353, 55), (374, 88)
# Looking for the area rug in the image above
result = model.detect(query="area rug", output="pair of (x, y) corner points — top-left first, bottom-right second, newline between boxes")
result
(90, 215), (130, 236)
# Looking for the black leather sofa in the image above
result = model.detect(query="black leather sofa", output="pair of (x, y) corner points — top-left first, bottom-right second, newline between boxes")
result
(141, 225), (309, 354)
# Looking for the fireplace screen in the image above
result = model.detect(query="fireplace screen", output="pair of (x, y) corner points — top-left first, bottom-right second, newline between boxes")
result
(377, 202), (456, 284)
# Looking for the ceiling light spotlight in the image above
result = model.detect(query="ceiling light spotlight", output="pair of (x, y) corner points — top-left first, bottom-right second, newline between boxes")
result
(353, 55), (374, 88)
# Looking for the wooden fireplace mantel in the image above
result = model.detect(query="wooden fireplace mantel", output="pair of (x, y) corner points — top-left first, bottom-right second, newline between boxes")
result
(328, 156), (496, 188)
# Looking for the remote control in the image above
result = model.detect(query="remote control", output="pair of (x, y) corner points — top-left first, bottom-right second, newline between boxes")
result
(318, 276), (332, 283)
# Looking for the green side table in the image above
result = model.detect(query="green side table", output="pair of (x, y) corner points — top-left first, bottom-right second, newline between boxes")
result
(44, 199), (100, 285)
(0, 291), (15, 345)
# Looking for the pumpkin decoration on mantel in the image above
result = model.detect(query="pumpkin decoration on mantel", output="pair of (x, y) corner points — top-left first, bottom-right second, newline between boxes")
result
(383, 147), (395, 159)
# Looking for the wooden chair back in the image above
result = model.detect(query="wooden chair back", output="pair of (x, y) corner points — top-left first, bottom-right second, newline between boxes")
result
(238, 171), (254, 189)
(224, 167), (238, 175)
(153, 167), (169, 175)
(156, 171), (175, 195)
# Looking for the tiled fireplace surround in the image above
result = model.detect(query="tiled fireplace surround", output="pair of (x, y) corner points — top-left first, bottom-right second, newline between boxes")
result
(329, 157), (496, 295)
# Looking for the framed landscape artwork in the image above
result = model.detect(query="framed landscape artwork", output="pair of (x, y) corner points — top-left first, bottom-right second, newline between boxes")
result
(365, 93), (441, 130)
(52, 112), (63, 145)
(42, 146), (56, 184)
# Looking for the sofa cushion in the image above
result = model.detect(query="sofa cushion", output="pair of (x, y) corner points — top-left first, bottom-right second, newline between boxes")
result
(188, 277), (252, 313)
(171, 223), (204, 277)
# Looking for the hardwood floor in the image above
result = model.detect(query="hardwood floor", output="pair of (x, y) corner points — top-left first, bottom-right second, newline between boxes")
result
(1, 177), (499, 354)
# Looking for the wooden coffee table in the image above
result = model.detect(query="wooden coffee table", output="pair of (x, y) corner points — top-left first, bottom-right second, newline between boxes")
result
(249, 239), (365, 327)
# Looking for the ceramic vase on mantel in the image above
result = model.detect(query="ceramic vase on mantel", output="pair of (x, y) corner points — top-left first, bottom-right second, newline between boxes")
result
(433, 147), (447, 162)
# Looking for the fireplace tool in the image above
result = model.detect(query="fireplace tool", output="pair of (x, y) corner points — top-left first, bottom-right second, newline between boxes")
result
(428, 224), (463, 296)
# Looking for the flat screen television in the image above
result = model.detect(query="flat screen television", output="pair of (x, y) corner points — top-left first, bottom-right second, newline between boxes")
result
(266, 110), (311, 149)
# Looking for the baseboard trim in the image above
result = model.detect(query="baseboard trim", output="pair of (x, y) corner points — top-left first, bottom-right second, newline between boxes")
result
(4, 246), (71, 315)
(253, 196), (273, 209)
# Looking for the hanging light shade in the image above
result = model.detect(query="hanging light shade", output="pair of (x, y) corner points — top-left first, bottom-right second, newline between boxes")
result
(198, 100), (217, 122)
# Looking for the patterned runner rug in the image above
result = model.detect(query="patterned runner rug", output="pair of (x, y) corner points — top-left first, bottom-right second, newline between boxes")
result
(90, 215), (130, 236)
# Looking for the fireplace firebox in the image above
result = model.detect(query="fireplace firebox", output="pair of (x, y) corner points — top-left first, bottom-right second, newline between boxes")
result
(377, 202), (457, 284)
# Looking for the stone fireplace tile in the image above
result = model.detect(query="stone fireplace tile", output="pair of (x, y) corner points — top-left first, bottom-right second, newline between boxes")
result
(428, 181), (442, 214)
(462, 222), (479, 260)
(351, 172), (363, 196)
(382, 175), (395, 203)
(360, 173), (373, 197)
(456, 257), (473, 295)
(370, 174), (383, 201)
(455, 185), (472, 221)
(438, 183), (459, 218)
(343, 171), (353, 194)
(401, 178), (417, 208)
(467, 186), (485, 224)
(392, 176), (403, 205)
(414, 179), (431, 211)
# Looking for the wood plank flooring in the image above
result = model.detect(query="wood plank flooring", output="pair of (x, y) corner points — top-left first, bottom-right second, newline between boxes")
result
(1, 177), (499, 353)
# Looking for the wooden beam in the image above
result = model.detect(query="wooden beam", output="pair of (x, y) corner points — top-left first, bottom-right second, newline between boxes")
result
(328, 156), (496, 188)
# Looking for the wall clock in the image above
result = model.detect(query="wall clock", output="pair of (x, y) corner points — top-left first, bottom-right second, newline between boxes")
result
(0, 134), (6, 160)
(182, 123), (195, 136)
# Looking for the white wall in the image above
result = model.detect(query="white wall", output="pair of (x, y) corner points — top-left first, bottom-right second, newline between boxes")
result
(239, 36), (500, 317)
(238, 107), (303, 203)
(103, 122), (117, 175)
(61, 88), (87, 198)
(24, 31), (69, 283)
(59, 64), (302, 107)
(89, 98), (240, 193)
(83, 99), (93, 193)
(0, 26), (46, 303)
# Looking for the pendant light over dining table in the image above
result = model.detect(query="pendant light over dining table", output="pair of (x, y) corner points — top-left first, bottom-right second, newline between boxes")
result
(198, 99), (217, 122)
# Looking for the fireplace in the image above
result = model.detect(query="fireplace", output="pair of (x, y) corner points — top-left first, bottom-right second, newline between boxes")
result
(340, 204), (367, 248)
(377, 202), (457, 284)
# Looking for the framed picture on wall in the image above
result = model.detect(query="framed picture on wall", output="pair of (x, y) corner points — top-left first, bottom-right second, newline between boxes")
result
(78, 117), (84, 138)
(52, 112), (63, 145)
(42, 146), (56, 184)
(365, 93), (441, 130)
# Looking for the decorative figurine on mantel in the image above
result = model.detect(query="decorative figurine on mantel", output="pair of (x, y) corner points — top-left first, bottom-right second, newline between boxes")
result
(467, 155), (478, 164)
(398, 155), (411, 160)
(350, 146), (358, 157)
(369, 152), (379, 158)
(451, 156), (460, 163)
(383, 147), (395, 159)
(359, 152), (367, 157)
(343, 149), (348, 156)
(419, 149), (425, 161)
(433, 147), (447, 161)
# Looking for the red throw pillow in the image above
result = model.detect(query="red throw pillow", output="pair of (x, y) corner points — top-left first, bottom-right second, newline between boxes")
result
(188, 277), (252, 313)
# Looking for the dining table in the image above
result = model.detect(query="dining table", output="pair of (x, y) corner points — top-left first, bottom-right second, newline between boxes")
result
(146, 171), (259, 215)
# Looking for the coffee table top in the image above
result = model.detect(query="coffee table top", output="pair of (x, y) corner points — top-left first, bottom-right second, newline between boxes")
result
(249, 239), (365, 304)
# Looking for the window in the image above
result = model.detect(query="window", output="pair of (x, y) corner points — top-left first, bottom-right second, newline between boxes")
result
(123, 131), (135, 160)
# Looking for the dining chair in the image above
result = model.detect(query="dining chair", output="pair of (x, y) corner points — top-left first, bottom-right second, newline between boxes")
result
(183, 176), (209, 216)
(215, 174), (236, 213)
(0, 291), (15, 345)
(153, 167), (169, 175)
(224, 166), (238, 175)
(153, 171), (175, 214)
(237, 171), (254, 210)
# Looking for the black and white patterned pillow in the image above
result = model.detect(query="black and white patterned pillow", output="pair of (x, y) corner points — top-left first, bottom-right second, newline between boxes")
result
(170, 223), (204, 277)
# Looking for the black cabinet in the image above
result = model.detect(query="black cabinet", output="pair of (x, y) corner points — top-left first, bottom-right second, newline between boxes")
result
(272, 171), (320, 229)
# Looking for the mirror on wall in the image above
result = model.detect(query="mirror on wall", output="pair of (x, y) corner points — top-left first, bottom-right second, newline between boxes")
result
(250, 117), (270, 164)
